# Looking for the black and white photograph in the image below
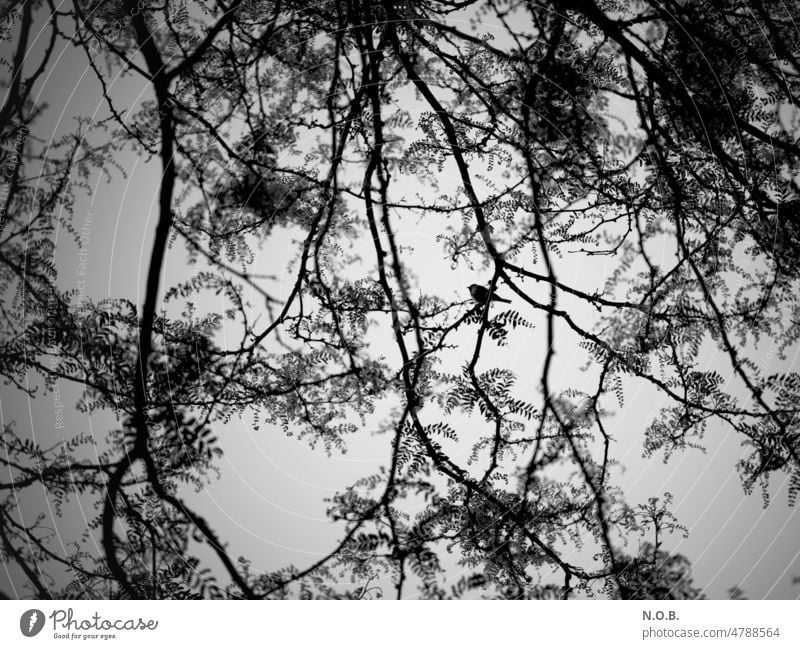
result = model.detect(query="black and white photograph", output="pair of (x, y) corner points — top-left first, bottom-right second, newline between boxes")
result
(1, 0), (800, 629)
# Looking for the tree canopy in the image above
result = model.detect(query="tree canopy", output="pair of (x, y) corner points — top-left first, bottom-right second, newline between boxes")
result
(2, 0), (800, 599)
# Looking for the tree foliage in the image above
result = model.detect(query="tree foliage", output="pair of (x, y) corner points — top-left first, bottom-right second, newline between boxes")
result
(2, 0), (800, 599)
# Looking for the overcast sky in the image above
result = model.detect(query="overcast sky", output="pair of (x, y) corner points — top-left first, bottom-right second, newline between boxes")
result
(2, 2), (799, 600)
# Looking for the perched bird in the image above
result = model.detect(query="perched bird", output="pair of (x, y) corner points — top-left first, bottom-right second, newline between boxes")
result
(468, 283), (511, 304)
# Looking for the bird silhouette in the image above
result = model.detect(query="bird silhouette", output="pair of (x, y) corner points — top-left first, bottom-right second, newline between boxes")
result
(468, 283), (510, 304)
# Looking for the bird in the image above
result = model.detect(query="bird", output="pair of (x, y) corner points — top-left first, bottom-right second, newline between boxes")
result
(468, 283), (511, 304)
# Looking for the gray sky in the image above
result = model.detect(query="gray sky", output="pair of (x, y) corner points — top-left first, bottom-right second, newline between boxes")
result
(2, 1), (799, 600)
